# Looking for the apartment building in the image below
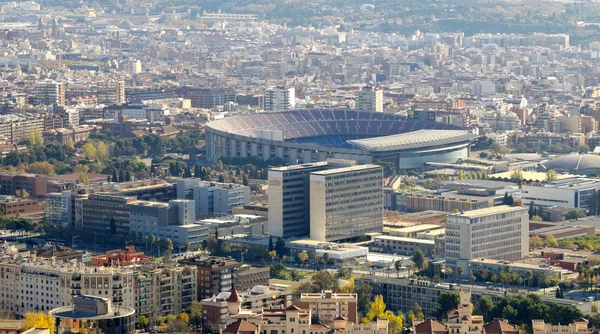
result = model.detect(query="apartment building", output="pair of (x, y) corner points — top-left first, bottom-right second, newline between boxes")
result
(0, 257), (195, 321)
(235, 265), (270, 293)
(179, 87), (236, 109)
(97, 80), (125, 105)
(445, 205), (529, 269)
(356, 86), (383, 112)
(202, 285), (292, 331)
(532, 319), (590, 334)
(310, 164), (383, 242)
(268, 162), (328, 238)
(176, 179), (250, 215)
(0, 172), (46, 197)
(179, 257), (242, 300)
(81, 194), (138, 236)
(32, 80), (65, 106)
(298, 290), (358, 323)
(264, 86), (295, 111)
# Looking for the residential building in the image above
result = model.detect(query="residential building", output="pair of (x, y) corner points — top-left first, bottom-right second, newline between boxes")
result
(97, 80), (126, 105)
(81, 194), (138, 236)
(0, 172), (46, 197)
(235, 265), (270, 292)
(202, 285), (293, 331)
(413, 289), (519, 334)
(298, 290), (358, 324)
(177, 179), (250, 215)
(32, 80), (65, 106)
(356, 86), (383, 112)
(264, 86), (295, 111)
(445, 206), (529, 269)
(268, 162), (328, 238)
(532, 318), (590, 334)
(179, 87), (237, 109)
(130, 199), (208, 249)
(310, 164), (383, 242)
(45, 191), (74, 227)
(50, 295), (136, 334)
(120, 59), (142, 74)
(179, 257), (242, 300)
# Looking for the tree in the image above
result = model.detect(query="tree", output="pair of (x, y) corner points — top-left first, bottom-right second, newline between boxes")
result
(73, 164), (90, 173)
(457, 267), (464, 282)
(335, 267), (353, 280)
(311, 271), (338, 292)
(532, 215), (543, 221)
(268, 236), (274, 251)
(177, 312), (189, 323)
(112, 169), (118, 182)
(545, 235), (559, 247)
(412, 249), (425, 271)
(15, 189), (29, 198)
(184, 240), (191, 252)
(243, 174), (249, 186)
(530, 236), (544, 248)
(355, 281), (373, 316)
(26, 161), (55, 176)
(82, 143), (97, 158)
(363, 295), (386, 323)
(578, 145), (590, 154)
(395, 260), (402, 277)
(434, 292), (460, 318)
(22, 312), (55, 334)
(413, 303), (424, 320)
(510, 170), (524, 184)
(321, 253), (330, 270)
(138, 315), (149, 328)
(298, 251), (309, 266)
(529, 201), (535, 219)
(406, 311), (416, 327)
(189, 301), (203, 332)
(166, 238), (174, 252)
(148, 234), (156, 253)
(66, 137), (75, 149)
(163, 249), (172, 263)
(119, 170), (125, 183)
(268, 250), (277, 262)
(275, 238), (286, 259)
(502, 305), (518, 321)
(218, 175), (225, 183)
(96, 141), (109, 161)
(566, 210), (584, 220)
(79, 173), (89, 184)
(476, 296), (494, 320)
(546, 169), (558, 182)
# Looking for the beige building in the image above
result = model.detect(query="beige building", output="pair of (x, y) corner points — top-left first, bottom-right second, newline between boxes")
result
(97, 80), (126, 105)
(310, 164), (383, 242)
(532, 318), (590, 334)
(299, 290), (358, 324)
(445, 205), (529, 269)
(356, 86), (383, 112)
(0, 257), (195, 321)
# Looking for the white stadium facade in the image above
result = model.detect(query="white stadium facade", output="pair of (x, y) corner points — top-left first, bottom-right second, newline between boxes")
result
(206, 109), (478, 171)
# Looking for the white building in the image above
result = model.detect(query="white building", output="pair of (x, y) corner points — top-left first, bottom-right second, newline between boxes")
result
(176, 179), (251, 216)
(521, 178), (600, 209)
(355, 86), (383, 112)
(310, 164), (383, 242)
(264, 86), (295, 111)
(33, 80), (65, 106)
(445, 205), (529, 269)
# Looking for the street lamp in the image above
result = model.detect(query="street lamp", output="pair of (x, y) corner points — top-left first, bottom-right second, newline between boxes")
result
(241, 249), (249, 264)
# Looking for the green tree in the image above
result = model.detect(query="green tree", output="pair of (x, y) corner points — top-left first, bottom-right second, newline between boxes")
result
(189, 301), (203, 332)
(545, 235), (559, 247)
(138, 315), (149, 328)
(412, 249), (425, 270)
(434, 292), (460, 318)
(183, 240), (191, 252)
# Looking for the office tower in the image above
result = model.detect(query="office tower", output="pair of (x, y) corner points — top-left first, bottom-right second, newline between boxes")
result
(268, 162), (328, 238)
(310, 164), (383, 242)
(97, 80), (126, 105)
(177, 179), (250, 216)
(33, 80), (66, 106)
(81, 194), (138, 236)
(445, 205), (529, 269)
(264, 86), (295, 111)
(356, 86), (383, 112)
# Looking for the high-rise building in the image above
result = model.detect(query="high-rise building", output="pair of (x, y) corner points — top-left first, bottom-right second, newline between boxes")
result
(445, 205), (529, 269)
(268, 162), (328, 238)
(33, 80), (65, 106)
(264, 86), (295, 111)
(179, 257), (242, 301)
(355, 86), (383, 112)
(81, 194), (138, 236)
(310, 164), (383, 241)
(97, 80), (126, 105)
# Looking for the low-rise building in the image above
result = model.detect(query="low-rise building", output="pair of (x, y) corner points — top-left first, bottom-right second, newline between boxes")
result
(50, 295), (135, 334)
(371, 235), (436, 256)
(532, 318), (590, 334)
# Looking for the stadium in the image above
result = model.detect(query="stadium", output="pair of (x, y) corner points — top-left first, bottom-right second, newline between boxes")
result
(206, 109), (478, 171)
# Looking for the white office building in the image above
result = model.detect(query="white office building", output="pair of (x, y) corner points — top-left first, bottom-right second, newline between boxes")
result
(356, 86), (383, 112)
(310, 164), (383, 241)
(264, 86), (295, 111)
(445, 205), (529, 269)
(521, 177), (600, 209)
(176, 179), (250, 216)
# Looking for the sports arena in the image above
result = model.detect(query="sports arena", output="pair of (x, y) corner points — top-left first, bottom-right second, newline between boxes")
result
(206, 109), (478, 171)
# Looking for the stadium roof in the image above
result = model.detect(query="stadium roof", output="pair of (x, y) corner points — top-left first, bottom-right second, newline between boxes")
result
(347, 130), (477, 152)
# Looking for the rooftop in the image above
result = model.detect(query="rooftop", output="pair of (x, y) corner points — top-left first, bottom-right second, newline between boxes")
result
(347, 129), (476, 152)
(373, 235), (435, 245)
(449, 205), (527, 219)
(310, 163), (380, 175)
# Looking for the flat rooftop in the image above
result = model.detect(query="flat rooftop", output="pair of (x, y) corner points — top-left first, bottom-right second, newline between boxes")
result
(269, 161), (328, 172)
(310, 164), (380, 175)
(373, 235), (435, 245)
(390, 224), (444, 233)
(449, 205), (526, 218)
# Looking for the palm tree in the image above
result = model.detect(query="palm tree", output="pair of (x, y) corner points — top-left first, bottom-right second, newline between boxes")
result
(457, 267), (464, 284)
(525, 271), (533, 289)
(148, 234), (155, 255)
(321, 253), (330, 271)
(444, 267), (453, 280)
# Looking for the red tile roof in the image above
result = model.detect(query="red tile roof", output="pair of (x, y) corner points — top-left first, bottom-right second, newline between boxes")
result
(222, 319), (257, 334)
(415, 319), (449, 334)
(483, 319), (519, 334)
